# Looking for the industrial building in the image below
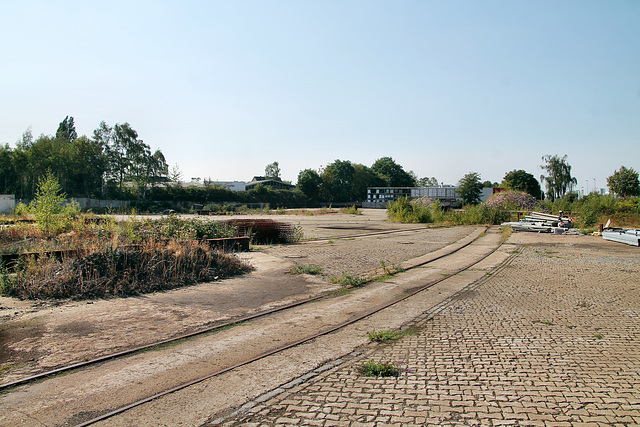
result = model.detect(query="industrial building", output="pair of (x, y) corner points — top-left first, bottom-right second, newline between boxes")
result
(363, 186), (494, 208)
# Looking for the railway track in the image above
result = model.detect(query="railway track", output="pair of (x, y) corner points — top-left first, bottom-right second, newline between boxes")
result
(0, 226), (510, 426)
(0, 226), (462, 392)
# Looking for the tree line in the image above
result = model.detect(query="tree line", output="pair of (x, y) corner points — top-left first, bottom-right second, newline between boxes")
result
(2, 117), (638, 206)
(0, 116), (167, 200)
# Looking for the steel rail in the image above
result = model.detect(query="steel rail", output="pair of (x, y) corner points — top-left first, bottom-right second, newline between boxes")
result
(0, 226), (483, 392)
(75, 230), (503, 426)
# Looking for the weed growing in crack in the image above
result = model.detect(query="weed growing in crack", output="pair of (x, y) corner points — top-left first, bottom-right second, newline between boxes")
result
(367, 329), (404, 343)
(330, 272), (366, 287)
(288, 264), (323, 275)
(358, 360), (400, 378)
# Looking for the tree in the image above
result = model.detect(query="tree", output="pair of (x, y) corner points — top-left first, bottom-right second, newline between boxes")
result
(168, 163), (183, 187)
(458, 172), (482, 205)
(540, 154), (577, 201)
(542, 155), (577, 200)
(321, 160), (356, 202)
(66, 136), (107, 197)
(500, 169), (542, 199)
(418, 177), (439, 187)
(371, 157), (416, 187)
(296, 168), (322, 201)
(352, 163), (386, 201)
(265, 161), (281, 181)
(607, 166), (639, 197)
(56, 116), (77, 143)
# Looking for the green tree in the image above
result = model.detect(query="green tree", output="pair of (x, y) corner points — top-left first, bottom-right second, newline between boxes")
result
(66, 136), (107, 197)
(607, 166), (639, 197)
(500, 169), (542, 199)
(540, 154), (577, 201)
(56, 115), (77, 143)
(352, 163), (386, 201)
(30, 171), (79, 235)
(265, 161), (281, 181)
(371, 157), (416, 187)
(0, 144), (17, 194)
(321, 160), (356, 202)
(296, 168), (322, 201)
(458, 172), (482, 205)
(418, 177), (439, 187)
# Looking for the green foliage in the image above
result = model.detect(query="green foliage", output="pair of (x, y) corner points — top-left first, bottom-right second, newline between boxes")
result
(340, 206), (361, 215)
(540, 154), (577, 201)
(265, 161), (281, 181)
(387, 196), (433, 223)
(358, 360), (400, 377)
(418, 176), (439, 187)
(288, 264), (323, 275)
(457, 172), (483, 205)
(379, 260), (404, 277)
(30, 172), (80, 235)
(449, 204), (511, 225)
(371, 156), (416, 187)
(296, 168), (323, 201)
(321, 159), (356, 202)
(607, 166), (639, 197)
(367, 329), (404, 342)
(330, 272), (366, 287)
(501, 169), (542, 199)
(352, 163), (386, 201)
(539, 193), (640, 228)
(137, 216), (236, 241)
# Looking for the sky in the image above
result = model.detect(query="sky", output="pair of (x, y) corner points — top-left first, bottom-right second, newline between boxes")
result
(1, 0), (639, 193)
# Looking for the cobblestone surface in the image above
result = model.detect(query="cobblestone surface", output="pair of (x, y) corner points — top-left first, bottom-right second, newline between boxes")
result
(264, 226), (475, 279)
(225, 237), (640, 426)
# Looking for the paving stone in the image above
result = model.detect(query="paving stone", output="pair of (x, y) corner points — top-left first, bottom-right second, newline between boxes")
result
(224, 239), (640, 425)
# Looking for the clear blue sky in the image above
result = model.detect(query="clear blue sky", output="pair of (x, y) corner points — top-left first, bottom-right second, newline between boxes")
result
(2, 0), (639, 193)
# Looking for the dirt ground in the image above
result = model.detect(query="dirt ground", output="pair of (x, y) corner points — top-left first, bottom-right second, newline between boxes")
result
(0, 209), (472, 384)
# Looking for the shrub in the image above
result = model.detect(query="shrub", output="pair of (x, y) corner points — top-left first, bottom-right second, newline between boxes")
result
(387, 197), (432, 223)
(358, 360), (400, 377)
(340, 206), (361, 215)
(29, 172), (81, 235)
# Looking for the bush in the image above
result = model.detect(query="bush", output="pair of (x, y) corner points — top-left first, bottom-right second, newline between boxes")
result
(387, 197), (432, 223)
(29, 172), (81, 235)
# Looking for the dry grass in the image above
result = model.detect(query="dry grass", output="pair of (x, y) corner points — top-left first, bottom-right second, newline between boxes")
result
(8, 239), (252, 300)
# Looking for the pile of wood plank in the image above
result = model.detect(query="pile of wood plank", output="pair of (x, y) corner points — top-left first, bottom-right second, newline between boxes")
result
(501, 211), (574, 234)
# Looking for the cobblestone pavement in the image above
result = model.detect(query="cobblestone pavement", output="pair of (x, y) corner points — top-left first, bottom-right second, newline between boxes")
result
(224, 236), (640, 426)
(264, 226), (475, 279)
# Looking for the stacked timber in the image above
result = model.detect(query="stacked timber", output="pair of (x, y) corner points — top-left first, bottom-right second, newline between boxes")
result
(501, 211), (573, 234)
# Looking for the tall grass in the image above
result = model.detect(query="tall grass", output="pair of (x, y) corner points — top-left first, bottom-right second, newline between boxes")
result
(387, 197), (510, 225)
(4, 240), (252, 300)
